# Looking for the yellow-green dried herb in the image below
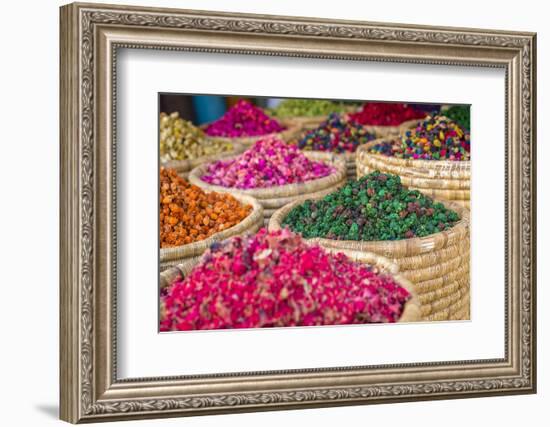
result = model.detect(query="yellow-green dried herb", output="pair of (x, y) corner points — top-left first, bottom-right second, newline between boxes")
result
(160, 112), (234, 161)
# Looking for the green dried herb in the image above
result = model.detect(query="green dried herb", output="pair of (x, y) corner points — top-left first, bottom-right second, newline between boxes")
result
(282, 171), (460, 241)
(269, 99), (349, 118)
(160, 112), (233, 161)
(442, 105), (470, 131)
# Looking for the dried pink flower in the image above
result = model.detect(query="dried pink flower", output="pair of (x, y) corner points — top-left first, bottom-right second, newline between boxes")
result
(201, 137), (334, 189)
(161, 229), (410, 331)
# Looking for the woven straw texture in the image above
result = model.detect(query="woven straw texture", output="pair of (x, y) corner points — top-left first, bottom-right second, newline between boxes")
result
(356, 139), (471, 207)
(159, 248), (421, 324)
(268, 197), (470, 321)
(188, 151), (347, 223)
(322, 152), (359, 181)
(159, 193), (263, 272)
(282, 115), (326, 130)
(161, 142), (246, 179)
(342, 152), (359, 181)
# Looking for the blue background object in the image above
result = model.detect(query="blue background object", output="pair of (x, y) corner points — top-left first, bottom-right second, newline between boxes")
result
(192, 95), (227, 125)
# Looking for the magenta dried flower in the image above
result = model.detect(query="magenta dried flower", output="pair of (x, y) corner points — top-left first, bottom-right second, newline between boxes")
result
(205, 100), (285, 137)
(160, 228), (411, 331)
(201, 136), (335, 189)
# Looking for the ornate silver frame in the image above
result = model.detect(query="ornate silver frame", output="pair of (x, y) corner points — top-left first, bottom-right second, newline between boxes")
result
(60, 2), (537, 423)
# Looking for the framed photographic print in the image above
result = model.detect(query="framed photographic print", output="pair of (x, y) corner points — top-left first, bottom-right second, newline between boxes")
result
(59, 2), (537, 423)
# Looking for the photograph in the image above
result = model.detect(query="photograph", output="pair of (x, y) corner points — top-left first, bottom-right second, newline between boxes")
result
(158, 95), (471, 331)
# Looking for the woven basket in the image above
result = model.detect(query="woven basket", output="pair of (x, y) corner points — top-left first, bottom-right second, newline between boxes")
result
(188, 151), (347, 225)
(342, 152), (359, 181)
(268, 197), (470, 321)
(161, 142), (246, 179)
(159, 193), (263, 271)
(281, 115), (326, 130)
(356, 139), (471, 208)
(159, 248), (421, 324)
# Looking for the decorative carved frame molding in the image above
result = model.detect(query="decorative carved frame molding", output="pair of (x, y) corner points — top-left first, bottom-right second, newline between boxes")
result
(60, 2), (536, 423)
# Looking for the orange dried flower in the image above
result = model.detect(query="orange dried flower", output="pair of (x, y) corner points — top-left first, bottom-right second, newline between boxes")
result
(160, 168), (251, 248)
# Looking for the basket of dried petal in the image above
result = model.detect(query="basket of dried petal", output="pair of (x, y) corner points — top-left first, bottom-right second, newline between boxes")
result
(188, 137), (347, 225)
(159, 168), (263, 271)
(159, 228), (421, 331)
(269, 172), (470, 321)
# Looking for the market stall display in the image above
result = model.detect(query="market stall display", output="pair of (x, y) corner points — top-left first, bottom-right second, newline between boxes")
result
(189, 137), (347, 224)
(160, 228), (421, 331)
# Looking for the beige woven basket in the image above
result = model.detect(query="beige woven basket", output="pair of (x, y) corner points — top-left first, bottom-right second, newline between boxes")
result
(159, 193), (263, 271)
(160, 248), (421, 325)
(356, 139), (471, 208)
(281, 115), (326, 130)
(342, 152), (359, 181)
(188, 151), (347, 225)
(161, 142), (246, 179)
(268, 197), (470, 321)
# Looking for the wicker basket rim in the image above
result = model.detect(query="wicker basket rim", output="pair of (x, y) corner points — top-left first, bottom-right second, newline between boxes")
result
(289, 149), (358, 162)
(346, 116), (422, 131)
(357, 138), (471, 170)
(268, 104), (358, 120)
(357, 162), (471, 190)
(160, 141), (246, 171)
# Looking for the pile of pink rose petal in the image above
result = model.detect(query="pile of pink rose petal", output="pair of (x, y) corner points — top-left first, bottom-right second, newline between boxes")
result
(200, 136), (335, 189)
(160, 228), (411, 331)
(204, 99), (285, 137)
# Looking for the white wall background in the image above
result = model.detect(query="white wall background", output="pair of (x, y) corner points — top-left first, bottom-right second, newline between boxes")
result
(0, 0), (545, 426)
